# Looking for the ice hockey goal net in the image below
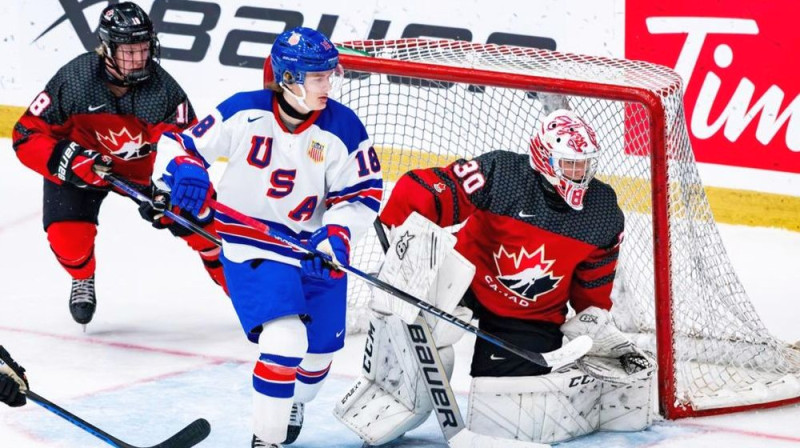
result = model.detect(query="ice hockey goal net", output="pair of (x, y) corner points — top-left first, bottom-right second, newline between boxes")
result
(333, 39), (800, 419)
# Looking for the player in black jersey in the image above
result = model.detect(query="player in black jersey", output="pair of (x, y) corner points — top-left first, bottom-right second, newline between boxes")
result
(381, 109), (625, 376)
(0, 346), (27, 408)
(12, 2), (227, 327)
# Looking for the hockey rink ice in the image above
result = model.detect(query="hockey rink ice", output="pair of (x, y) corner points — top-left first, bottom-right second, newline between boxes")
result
(1, 137), (799, 447)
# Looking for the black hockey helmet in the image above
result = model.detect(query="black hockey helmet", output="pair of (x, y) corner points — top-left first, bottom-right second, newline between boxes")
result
(97, 2), (160, 86)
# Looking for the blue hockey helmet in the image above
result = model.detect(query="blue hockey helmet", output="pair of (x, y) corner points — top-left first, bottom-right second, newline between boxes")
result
(270, 27), (339, 86)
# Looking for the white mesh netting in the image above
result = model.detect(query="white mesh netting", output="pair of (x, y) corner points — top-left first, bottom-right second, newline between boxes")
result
(334, 39), (800, 417)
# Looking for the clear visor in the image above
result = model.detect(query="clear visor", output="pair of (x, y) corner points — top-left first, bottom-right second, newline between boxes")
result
(301, 64), (345, 98)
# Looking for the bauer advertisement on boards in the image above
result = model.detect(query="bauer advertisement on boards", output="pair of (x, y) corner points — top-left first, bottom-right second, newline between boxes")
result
(2, 0), (799, 174)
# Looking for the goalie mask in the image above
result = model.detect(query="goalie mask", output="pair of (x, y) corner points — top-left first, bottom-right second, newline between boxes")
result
(268, 27), (344, 112)
(529, 110), (601, 210)
(97, 2), (160, 87)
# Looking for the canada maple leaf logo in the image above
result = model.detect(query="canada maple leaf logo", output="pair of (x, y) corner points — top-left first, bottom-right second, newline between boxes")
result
(95, 127), (149, 160)
(493, 245), (562, 301)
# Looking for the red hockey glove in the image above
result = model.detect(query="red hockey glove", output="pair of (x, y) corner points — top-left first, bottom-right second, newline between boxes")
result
(49, 140), (112, 189)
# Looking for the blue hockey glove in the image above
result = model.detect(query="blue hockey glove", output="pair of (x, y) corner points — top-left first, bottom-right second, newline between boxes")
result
(301, 225), (350, 280)
(163, 156), (210, 217)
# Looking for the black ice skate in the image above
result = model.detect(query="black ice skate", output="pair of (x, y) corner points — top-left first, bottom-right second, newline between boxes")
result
(69, 276), (97, 326)
(251, 434), (281, 448)
(283, 402), (304, 444)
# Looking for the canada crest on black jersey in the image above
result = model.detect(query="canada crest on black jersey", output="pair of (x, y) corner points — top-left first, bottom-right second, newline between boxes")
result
(493, 245), (562, 302)
(95, 127), (152, 160)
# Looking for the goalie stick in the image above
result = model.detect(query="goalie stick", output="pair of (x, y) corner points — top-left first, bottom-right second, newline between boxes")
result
(373, 219), (466, 441)
(209, 199), (592, 369)
(26, 391), (210, 448)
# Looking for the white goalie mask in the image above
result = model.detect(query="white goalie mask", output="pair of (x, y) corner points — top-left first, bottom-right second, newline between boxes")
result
(529, 110), (601, 210)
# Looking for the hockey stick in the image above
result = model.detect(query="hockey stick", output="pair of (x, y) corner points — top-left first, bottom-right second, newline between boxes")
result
(209, 199), (591, 369)
(26, 390), (210, 448)
(373, 219), (466, 441)
(104, 174), (221, 248)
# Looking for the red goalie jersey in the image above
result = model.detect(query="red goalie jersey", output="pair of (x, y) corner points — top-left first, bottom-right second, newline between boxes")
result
(380, 150), (624, 325)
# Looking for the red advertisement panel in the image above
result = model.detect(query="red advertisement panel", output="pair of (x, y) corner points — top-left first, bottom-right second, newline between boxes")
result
(626, 1), (800, 173)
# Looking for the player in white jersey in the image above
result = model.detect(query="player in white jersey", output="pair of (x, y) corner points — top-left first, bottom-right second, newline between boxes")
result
(152, 27), (383, 447)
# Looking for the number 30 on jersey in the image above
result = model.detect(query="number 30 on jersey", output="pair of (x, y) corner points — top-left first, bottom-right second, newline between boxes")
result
(453, 160), (485, 194)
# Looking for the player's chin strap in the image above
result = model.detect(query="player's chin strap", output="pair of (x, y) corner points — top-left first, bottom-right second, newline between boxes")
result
(208, 198), (593, 369)
(279, 82), (312, 113)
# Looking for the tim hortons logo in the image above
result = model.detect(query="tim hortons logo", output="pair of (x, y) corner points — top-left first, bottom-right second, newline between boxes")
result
(647, 17), (800, 154)
(488, 245), (562, 306)
(95, 127), (149, 160)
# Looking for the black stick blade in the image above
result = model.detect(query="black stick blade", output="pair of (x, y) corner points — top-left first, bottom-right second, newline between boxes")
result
(148, 418), (211, 448)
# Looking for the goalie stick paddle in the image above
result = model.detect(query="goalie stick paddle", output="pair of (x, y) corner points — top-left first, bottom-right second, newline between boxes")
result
(26, 391), (211, 448)
(209, 199), (592, 369)
(103, 174), (222, 248)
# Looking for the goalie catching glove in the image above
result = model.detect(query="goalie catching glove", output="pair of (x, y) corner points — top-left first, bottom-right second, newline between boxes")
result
(560, 306), (656, 385)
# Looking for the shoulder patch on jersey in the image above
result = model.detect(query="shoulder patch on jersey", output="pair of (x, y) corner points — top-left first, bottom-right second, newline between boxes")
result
(314, 99), (369, 154)
(217, 89), (273, 122)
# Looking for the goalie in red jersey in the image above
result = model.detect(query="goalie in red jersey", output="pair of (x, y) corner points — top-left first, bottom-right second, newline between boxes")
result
(11, 2), (226, 327)
(337, 109), (657, 446)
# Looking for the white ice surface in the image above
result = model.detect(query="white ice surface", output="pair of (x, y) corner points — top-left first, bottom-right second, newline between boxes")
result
(0, 138), (799, 447)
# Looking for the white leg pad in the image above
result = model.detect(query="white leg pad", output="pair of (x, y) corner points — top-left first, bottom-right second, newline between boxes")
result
(598, 370), (656, 431)
(335, 312), (457, 445)
(449, 428), (550, 448)
(467, 365), (601, 444)
(466, 361), (655, 444)
(334, 375), (432, 446)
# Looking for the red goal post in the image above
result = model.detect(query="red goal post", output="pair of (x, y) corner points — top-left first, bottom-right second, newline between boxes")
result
(333, 38), (800, 420)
